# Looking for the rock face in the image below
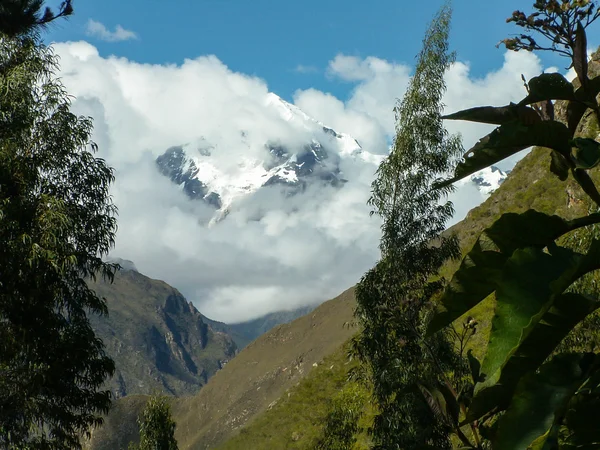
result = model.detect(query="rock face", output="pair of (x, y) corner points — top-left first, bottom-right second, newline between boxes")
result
(88, 268), (237, 398)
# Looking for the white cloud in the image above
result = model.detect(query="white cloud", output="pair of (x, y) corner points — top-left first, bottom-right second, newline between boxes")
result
(53, 41), (550, 323)
(294, 64), (319, 74)
(85, 19), (138, 42)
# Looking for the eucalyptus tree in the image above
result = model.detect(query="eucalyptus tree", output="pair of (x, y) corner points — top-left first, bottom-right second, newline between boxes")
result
(352, 3), (466, 448)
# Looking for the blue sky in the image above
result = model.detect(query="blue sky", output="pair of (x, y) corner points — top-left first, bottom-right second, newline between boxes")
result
(45, 0), (600, 103)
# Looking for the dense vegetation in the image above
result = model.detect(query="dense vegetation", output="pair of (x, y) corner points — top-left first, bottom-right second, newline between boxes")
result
(0, 1), (119, 448)
(350, 0), (600, 449)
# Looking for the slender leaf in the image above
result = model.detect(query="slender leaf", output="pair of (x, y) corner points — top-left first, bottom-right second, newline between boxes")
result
(493, 353), (596, 450)
(438, 120), (572, 188)
(566, 100), (589, 134)
(574, 21), (589, 91)
(442, 104), (540, 126)
(550, 150), (570, 181)
(572, 168), (600, 207)
(467, 349), (482, 384)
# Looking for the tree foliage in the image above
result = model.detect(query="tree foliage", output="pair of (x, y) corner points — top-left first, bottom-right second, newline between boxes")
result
(352, 3), (466, 449)
(0, 5), (118, 449)
(129, 395), (178, 450)
(422, 1), (600, 448)
(0, 0), (73, 38)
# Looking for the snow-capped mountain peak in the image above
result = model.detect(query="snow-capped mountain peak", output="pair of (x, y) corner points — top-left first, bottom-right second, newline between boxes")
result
(470, 166), (509, 196)
(155, 93), (379, 224)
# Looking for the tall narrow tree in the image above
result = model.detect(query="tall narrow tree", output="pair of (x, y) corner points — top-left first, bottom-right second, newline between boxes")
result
(352, 3), (465, 448)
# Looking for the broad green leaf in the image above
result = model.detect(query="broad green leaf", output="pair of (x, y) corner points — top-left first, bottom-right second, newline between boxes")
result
(466, 241), (600, 423)
(519, 73), (576, 105)
(427, 211), (600, 335)
(571, 138), (600, 170)
(493, 353), (596, 450)
(426, 242), (505, 335)
(442, 103), (540, 126)
(480, 246), (578, 384)
(550, 150), (570, 181)
(438, 120), (572, 188)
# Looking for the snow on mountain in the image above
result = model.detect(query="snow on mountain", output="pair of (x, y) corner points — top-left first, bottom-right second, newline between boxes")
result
(156, 93), (384, 223)
(470, 166), (509, 196)
(156, 93), (511, 223)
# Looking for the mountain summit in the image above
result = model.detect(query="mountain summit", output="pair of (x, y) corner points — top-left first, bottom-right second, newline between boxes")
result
(155, 93), (384, 224)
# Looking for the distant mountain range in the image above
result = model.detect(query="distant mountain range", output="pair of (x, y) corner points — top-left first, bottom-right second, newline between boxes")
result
(89, 261), (313, 398)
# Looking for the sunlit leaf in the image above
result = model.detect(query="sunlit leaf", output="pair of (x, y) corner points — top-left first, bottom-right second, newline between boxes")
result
(427, 211), (600, 335)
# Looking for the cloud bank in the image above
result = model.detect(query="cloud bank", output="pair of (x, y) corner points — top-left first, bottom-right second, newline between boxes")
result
(53, 41), (544, 322)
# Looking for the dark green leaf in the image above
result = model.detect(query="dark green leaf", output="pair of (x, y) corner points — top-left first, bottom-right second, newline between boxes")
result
(519, 73), (576, 105)
(427, 211), (598, 335)
(550, 150), (570, 181)
(572, 138), (600, 170)
(437, 121), (572, 188)
(493, 353), (596, 450)
(467, 349), (482, 384)
(442, 103), (539, 126)
(565, 100), (589, 134)
(563, 374), (600, 449)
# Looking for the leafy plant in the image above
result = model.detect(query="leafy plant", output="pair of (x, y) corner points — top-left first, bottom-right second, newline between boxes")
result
(128, 395), (178, 450)
(424, 1), (600, 448)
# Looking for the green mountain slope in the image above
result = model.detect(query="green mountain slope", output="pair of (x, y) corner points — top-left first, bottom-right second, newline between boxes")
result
(88, 267), (237, 398)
